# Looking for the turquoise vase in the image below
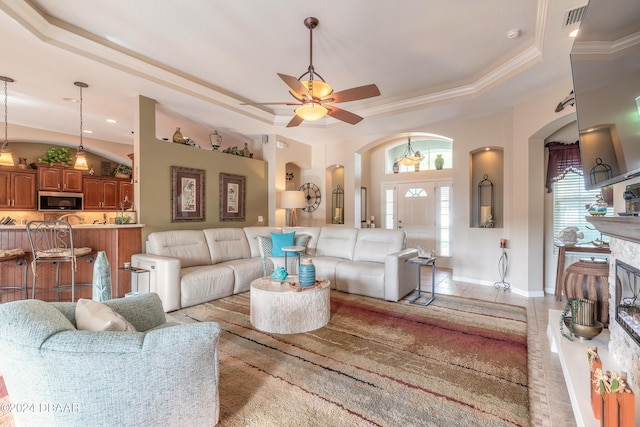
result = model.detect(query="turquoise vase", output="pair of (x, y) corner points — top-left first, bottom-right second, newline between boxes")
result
(92, 251), (112, 301)
(298, 258), (316, 287)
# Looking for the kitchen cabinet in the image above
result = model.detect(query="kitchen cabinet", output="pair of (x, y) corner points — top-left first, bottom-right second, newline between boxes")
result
(84, 177), (125, 210)
(38, 166), (83, 192)
(0, 168), (37, 210)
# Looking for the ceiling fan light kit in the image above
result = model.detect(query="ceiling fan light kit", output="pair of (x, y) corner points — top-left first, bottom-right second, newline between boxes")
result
(247, 17), (380, 127)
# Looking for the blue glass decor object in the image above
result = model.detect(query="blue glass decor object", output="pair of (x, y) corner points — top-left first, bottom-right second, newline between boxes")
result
(92, 251), (112, 301)
(298, 258), (316, 287)
(271, 266), (288, 281)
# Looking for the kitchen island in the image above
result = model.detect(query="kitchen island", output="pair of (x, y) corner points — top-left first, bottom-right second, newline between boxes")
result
(0, 224), (143, 302)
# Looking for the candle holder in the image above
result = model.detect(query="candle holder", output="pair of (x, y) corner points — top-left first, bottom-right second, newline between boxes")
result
(478, 174), (494, 228)
(494, 243), (510, 291)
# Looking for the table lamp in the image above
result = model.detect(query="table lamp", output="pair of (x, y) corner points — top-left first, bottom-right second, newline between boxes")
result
(280, 191), (306, 227)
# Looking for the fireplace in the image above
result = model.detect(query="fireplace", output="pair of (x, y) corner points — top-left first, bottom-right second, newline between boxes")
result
(616, 260), (640, 346)
(585, 216), (640, 391)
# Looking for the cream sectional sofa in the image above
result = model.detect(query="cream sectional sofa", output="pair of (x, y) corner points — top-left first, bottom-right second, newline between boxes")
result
(132, 226), (418, 312)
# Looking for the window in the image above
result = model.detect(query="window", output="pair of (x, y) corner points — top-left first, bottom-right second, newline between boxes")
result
(384, 187), (395, 229)
(553, 171), (611, 252)
(387, 136), (453, 173)
(438, 185), (451, 257)
(405, 187), (427, 198)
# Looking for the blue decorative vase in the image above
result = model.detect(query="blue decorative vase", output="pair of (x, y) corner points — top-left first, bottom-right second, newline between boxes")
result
(92, 251), (112, 301)
(298, 258), (316, 287)
(271, 266), (288, 281)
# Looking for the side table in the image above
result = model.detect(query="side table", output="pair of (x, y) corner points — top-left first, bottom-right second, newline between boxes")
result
(117, 266), (150, 298)
(407, 256), (436, 306)
(281, 245), (306, 274)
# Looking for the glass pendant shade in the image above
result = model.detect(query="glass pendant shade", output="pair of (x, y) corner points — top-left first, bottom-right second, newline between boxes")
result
(74, 150), (88, 170)
(74, 81), (89, 170)
(295, 103), (328, 121)
(289, 80), (333, 101)
(0, 148), (14, 166)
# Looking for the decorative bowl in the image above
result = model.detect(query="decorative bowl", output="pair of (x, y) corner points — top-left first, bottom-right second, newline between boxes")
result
(563, 317), (604, 340)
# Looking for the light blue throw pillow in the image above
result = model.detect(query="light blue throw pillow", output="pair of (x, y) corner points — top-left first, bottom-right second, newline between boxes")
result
(271, 232), (295, 256)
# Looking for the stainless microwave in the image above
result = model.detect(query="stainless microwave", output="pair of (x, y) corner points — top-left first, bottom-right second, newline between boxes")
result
(38, 191), (84, 211)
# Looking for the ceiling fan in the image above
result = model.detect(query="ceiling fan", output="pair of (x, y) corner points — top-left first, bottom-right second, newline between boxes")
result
(244, 17), (381, 127)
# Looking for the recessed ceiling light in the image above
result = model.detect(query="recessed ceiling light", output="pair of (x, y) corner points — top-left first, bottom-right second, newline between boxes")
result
(485, 147), (491, 151)
(82, 130), (93, 134)
(569, 29), (578, 38)
(106, 119), (118, 124)
(64, 97), (79, 103)
(506, 29), (520, 39)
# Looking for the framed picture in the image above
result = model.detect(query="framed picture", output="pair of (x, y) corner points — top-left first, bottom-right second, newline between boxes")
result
(220, 173), (245, 221)
(171, 166), (205, 222)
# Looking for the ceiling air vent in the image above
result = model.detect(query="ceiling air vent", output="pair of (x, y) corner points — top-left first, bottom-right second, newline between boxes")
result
(562, 5), (588, 27)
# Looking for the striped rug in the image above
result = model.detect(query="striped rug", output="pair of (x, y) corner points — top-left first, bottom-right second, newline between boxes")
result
(171, 290), (528, 427)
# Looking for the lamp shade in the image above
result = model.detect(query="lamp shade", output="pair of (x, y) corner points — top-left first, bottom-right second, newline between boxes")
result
(295, 103), (328, 121)
(280, 190), (306, 209)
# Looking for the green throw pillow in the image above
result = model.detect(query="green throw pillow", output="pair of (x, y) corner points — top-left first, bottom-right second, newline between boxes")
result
(271, 232), (295, 256)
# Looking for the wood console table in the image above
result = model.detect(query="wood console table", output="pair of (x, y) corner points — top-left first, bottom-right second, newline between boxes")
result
(554, 245), (610, 300)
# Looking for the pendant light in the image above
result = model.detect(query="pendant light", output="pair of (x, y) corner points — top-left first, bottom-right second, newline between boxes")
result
(395, 137), (424, 166)
(0, 76), (15, 166)
(73, 81), (89, 170)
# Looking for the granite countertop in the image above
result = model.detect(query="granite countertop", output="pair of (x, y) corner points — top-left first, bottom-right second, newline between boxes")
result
(0, 224), (145, 230)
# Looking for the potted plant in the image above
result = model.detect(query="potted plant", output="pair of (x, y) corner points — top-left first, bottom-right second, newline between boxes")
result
(38, 146), (73, 166)
(113, 164), (132, 178)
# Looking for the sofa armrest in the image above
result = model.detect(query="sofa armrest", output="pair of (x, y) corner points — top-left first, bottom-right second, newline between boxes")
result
(131, 253), (182, 312)
(383, 248), (419, 301)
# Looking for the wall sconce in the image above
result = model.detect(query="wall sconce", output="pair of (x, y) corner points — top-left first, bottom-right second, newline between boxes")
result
(73, 82), (89, 170)
(0, 76), (15, 166)
(280, 190), (306, 227)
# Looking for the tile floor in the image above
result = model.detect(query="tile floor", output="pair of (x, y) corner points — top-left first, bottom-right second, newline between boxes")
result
(416, 267), (577, 427)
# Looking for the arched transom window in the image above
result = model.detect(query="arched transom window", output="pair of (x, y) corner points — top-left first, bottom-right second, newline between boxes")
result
(387, 135), (453, 173)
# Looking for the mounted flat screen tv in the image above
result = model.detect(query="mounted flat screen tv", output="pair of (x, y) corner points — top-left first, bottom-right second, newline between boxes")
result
(570, 0), (640, 189)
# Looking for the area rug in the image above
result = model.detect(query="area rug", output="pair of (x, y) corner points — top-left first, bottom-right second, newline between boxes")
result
(170, 291), (528, 426)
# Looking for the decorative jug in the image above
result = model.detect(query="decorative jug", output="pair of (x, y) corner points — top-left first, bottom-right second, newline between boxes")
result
(17, 158), (27, 169)
(172, 127), (184, 144)
(298, 258), (316, 287)
(435, 154), (444, 170)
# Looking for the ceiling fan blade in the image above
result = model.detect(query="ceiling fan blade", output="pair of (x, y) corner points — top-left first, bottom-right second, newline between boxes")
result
(240, 101), (301, 106)
(286, 114), (305, 128)
(278, 73), (311, 100)
(326, 106), (363, 125)
(325, 84), (380, 103)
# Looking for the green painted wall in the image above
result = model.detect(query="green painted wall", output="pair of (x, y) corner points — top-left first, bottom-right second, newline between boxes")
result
(136, 96), (269, 245)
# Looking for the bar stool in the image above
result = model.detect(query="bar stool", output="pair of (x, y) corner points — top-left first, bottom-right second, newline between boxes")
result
(0, 249), (28, 301)
(26, 220), (94, 302)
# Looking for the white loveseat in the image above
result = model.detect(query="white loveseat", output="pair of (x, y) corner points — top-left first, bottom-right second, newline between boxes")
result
(132, 226), (418, 312)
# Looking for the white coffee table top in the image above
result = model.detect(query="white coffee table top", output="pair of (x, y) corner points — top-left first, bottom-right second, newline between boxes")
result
(250, 276), (330, 334)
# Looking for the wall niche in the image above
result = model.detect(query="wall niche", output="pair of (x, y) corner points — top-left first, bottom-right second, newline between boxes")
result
(470, 147), (504, 228)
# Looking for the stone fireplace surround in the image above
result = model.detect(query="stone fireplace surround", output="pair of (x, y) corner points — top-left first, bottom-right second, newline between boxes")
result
(587, 216), (640, 391)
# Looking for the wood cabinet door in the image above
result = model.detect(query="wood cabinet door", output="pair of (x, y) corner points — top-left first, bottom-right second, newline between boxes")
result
(63, 169), (83, 192)
(11, 171), (36, 209)
(119, 181), (133, 208)
(101, 180), (119, 210)
(38, 167), (62, 191)
(83, 178), (102, 209)
(0, 171), (10, 208)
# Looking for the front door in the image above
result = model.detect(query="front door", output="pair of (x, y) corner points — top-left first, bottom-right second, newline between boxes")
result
(397, 181), (436, 253)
